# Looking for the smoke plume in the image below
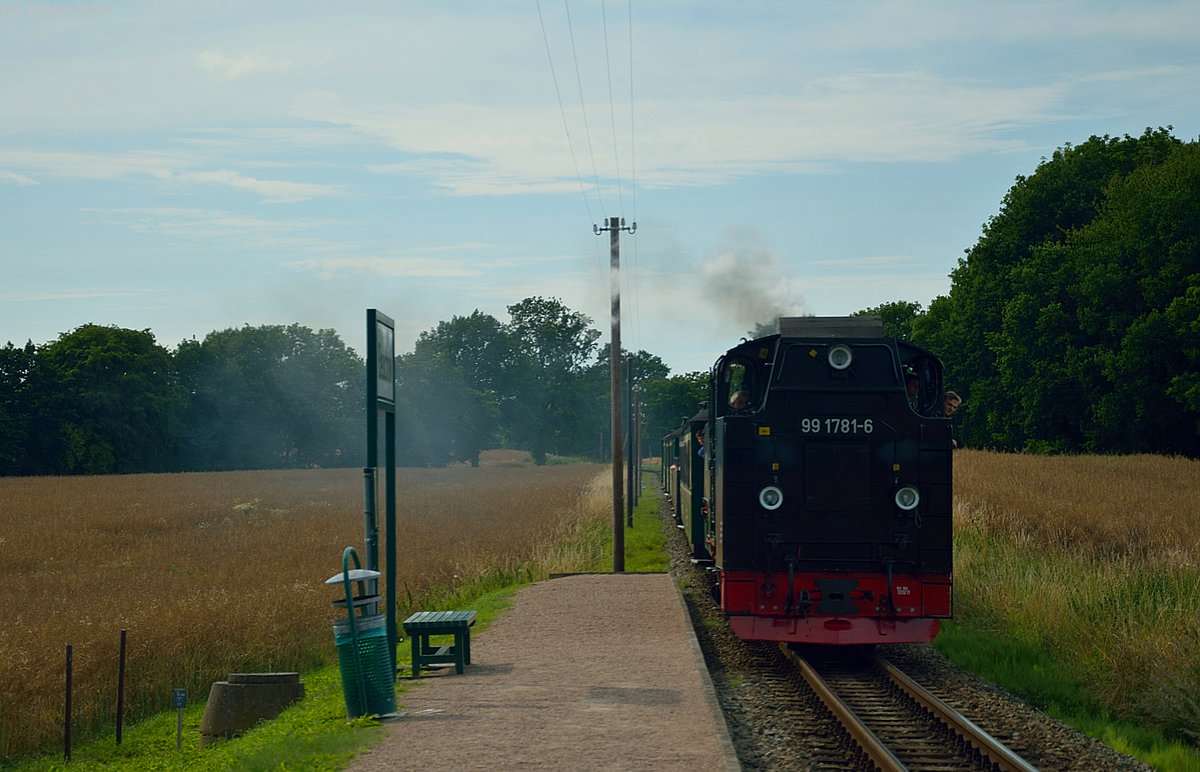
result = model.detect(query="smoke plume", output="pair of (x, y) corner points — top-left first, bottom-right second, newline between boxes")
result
(697, 227), (807, 335)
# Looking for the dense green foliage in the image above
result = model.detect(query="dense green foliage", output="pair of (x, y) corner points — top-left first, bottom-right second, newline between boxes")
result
(910, 127), (1200, 455)
(394, 297), (685, 466)
(638, 370), (709, 456)
(1, 323), (364, 475)
(175, 324), (364, 471)
(0, 298), (686, 474)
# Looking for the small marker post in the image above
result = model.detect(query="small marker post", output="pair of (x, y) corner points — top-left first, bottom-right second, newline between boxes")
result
(172, 688), (187, 749)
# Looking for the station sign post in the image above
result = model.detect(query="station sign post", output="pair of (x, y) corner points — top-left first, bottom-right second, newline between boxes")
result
(365, 309), (398, 674)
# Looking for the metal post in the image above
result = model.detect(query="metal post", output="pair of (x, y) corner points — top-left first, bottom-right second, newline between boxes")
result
(362, 467), (378, 601)
(366, 312), (379, 579)
(64, 644), (72, 762)
(385, 411), (397, 673)
(626, 354), (634, 528)
(116, 629), (126, 745)
(633, 386), (641, 507)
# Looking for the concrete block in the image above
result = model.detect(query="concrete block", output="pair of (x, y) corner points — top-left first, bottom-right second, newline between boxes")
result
(199, 672), (305, 746)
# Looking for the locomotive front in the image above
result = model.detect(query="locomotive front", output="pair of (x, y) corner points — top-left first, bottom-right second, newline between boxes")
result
(708, 316), (953, 645)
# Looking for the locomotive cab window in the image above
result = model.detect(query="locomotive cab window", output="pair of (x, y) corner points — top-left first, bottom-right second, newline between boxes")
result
(719, 356), (757, 414)
(903, 355), (943, 416)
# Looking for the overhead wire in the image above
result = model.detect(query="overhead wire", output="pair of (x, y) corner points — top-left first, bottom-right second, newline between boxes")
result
(535, 0), (597, 227)
(625, 0), (641, 354)
(597, 0), (640, 357)
(566, 0), (608, 218)
(537, 0), (641, 354)
(601, 0), (641, 356)
(600, 0), (624, 220)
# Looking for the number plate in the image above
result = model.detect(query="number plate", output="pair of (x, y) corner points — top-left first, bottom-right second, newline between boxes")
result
(799, 417), (874, 435)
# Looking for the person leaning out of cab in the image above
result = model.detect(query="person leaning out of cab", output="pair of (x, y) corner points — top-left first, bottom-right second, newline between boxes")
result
(943, 390), (962, 448)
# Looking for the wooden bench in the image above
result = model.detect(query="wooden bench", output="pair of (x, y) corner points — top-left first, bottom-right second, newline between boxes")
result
(402, 610), (476, 677)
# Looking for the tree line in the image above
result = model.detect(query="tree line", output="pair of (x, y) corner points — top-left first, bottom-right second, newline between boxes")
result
(0, 298), (708, 476)
(392, 297), (705, 467)
(0, 323), (364, 475)
(874, 127), (1200, 457)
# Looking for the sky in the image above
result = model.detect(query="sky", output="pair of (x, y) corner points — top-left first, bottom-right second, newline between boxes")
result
(2, 1), (1198, 376)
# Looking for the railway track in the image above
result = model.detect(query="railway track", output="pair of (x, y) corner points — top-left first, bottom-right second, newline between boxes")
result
(781, 644), (1040, 771)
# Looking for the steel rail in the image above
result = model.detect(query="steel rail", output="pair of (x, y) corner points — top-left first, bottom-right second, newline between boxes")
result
(782, 644), (907, 772)
(871, 653), (1040, 772)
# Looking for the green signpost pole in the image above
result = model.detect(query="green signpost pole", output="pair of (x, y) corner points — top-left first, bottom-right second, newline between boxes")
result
(365, 310), (397, 676)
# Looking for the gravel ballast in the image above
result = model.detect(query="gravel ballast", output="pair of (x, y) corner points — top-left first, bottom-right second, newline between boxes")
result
(664, 500), (1154, 771)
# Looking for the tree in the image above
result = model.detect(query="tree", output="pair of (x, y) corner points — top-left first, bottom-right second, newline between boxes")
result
(586, 348), (674, 460)
(503, 297), (602, 464)
(855, 301), (923, 340)
(927, 127), (1185, 450)
(0, 341), (36, 475)
(639, 372), (709, 457)
(395, 311), (509, 466)
(175, 324), (363, 470)
(35, 325), (182, 474)
(1059, 140), (1200, 455)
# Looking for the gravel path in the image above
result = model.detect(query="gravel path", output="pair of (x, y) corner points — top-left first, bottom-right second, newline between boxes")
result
(346, 572), (737, 771)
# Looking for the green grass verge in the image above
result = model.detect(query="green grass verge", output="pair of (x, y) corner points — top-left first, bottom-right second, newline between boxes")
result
(934, 620), (1200, 771)
(3, 485), (668, 771)
(621, 484), (670, 573)
(4, 585), (525, 772)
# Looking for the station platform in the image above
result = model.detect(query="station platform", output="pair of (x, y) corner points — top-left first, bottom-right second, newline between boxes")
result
(345, 572), (740, 771)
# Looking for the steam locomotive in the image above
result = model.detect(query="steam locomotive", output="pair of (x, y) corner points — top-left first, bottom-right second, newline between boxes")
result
(662, 316), (953, 645)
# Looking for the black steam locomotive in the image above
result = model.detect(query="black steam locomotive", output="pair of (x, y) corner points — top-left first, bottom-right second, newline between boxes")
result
(663, 317), (953, 645)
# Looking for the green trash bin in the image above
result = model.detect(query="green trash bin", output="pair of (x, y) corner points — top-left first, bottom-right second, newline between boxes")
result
(333, 613), (395, 717)
(327, 547), (396, 718)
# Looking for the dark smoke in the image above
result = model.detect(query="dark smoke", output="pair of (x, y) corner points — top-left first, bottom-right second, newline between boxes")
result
(698, 227), (807, 335)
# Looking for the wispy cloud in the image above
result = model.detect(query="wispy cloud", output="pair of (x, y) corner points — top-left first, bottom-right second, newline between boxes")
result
(177, 170), (345, 202)
(0, 149), (183, 181)
(285, 253), (491, 280)
(198, 49), (317, 81)
(298, 70), (1063, 196)
(0, 149), (344, 202)
(82, 208), (338, 246)
(807, 255), (912, 268)
(0, 169), (37, 186)
(0, 288), (156, 303)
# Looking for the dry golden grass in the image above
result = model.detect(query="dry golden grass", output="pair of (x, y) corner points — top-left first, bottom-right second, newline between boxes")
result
(0, 454), (607, 760)
(955, 450), (1200, 563)
(954, 449), (1200, 737)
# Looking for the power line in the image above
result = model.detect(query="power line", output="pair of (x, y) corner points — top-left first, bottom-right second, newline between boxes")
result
(535, 0), (596, 225)
(600, 0), (624, 218)
(566, 0), (607, 216)
(538, 1), (641, 351)
(625, 0), (641, 352)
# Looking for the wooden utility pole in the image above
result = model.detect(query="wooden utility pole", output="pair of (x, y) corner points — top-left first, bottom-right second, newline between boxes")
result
(594, 216), (636, 572)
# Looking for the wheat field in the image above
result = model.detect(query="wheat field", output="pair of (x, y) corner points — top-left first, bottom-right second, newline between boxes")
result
(0, 453), (608, 760)
(6, 449), (1199, 758)
(953, 449), (1200, 740)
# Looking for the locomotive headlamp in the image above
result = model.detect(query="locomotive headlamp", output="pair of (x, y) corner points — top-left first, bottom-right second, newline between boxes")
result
(828, 344), (853, 370)
(758, 485), (784, 510)
(894, 485), (920, 511)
